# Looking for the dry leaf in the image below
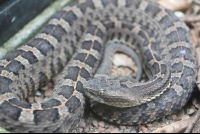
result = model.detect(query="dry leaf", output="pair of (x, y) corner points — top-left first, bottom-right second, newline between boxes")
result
(158, 0), (192, 11)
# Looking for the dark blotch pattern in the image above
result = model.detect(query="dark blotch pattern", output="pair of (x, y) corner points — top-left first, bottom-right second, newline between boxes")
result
(0, 76), (12, 94)
(82, 41), (92, 51)
(21, 51), (38, 64)
(145, 2), (161, 17)
(4, 50), (25, 61)
(41, 99), (62, 109)
(38, 72), (48, 87)
(159, 15), (174, 30)
(5, 60), (25, 75)
(53, 10), (66, 20)
(101, 0), (117, 7)
(63, 10), (77, 26)
(96, 29), (104, 39)
(64, 66), (80, 81)
(75, 81), (83, 93)
(36, 40), (54, 56)
(126, 0), (141, 8)
(178, 66), (195, 90)
(74, 53), (87, 62)
(152, 62), (160, 74)
(161, 64), (167, 75)
(165, 8), (179, 22)
(93, 41), (102, 53)
(167, 31), (179, 43)
(85, 54), (97, 68)
(154, 54), (161, 61)
(8, 98), (31, 109)
(78, 1), (94, 13)
(50, 25), (67, 42)
(58, 85), (74, 99)
(80, 67), (90, 81)
(122, 23), (134, 30)
(118, 32), (122, 40)
(65, 96), (81, 113)
(170, 46), (192, 61)
(171, 62), (183, 73)
(33, 108), (60, 125)
(138, 31), (149, 46)
(87, 25), (97, 35)
(27, 38), (43, 47)
(41, 24), (55, 34)
(177, 28), (189, 42)
(144, 50), (153, 62)
(0, 101), (22, 121)
(104, 22), (114, 30)
(120, 84), (128, 88)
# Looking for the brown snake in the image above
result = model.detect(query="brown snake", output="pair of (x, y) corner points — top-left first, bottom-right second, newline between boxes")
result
(0, 0), (197, 133)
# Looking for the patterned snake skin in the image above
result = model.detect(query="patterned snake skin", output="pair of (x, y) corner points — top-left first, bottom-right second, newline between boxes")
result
(0, 0), (197, 133)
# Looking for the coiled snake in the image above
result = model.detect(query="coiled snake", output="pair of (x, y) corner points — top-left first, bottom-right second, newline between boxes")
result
(0, 0), (197, 133)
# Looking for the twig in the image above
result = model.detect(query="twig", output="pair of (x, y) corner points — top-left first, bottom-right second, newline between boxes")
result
(185, 110), (200, 133)
(152, 118), (193, 133)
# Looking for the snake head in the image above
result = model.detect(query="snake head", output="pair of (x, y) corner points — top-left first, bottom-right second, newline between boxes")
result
(83, 76), (140, 107)
(83, 76), (118, 104)
(83, 76), (108, 98)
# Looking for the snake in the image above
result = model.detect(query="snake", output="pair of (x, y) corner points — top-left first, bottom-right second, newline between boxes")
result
(0, 0), (197, 133)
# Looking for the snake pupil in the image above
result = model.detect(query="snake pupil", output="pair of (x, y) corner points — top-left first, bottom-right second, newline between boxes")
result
(99, 91), (104, 95)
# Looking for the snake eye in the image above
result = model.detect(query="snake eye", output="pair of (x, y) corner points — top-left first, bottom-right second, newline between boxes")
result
(99, 90), (104, 95)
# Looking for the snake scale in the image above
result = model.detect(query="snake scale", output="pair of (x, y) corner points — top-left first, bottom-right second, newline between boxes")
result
(0, 0), (197, 133)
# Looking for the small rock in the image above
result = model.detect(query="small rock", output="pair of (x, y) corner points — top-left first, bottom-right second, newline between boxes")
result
(162, 117), (166, 122)
(146, 124), (153, 129)
(124, 129), (131, 133)
(182, 115), (190, 120)
(161, 124), (167, 127)
(98, 127), (105, 133)
(187, 109), (195, 115)
(112, 128), (119, 131)
(84, 126), (90, 132)
(110, 130), (119, 133)
(79, 121), (86, 128)
(169, 120), (175, 124)
(105, 129), (111, 133)
(177, 109), (185, 120)
(44, 89), (53, 97)
(119, 126), (126, 130)
(152, 121), (158, 126)
(41, 86), (48, 91)
(166, 115), (172, 120)
(190, 105), (196, 110)
(34, 96), (42, 103)
(174, 11), (185, 18)
(108, 125), (115, 129)
(77, 128), (83, 133)
(36, 91), (41, 96)
(47, 82), (53, 89)
(28, 97), (34, 103)
(90, 126), (94, 129)
(94, 129), (99, 133)
(119, 130), (124, 133)
(171, 114), (177, 120)
(99, 121), (105, 127)
(130, 130), (137, 133)
(92, 120), (98, 128)
(105, 124), (109, 129)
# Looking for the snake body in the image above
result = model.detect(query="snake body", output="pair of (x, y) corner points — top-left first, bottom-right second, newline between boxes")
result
(0, 0), (197, 132)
